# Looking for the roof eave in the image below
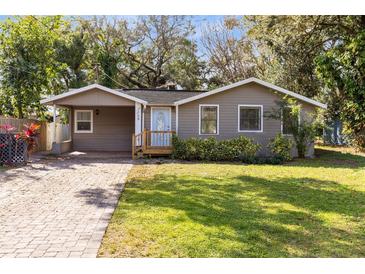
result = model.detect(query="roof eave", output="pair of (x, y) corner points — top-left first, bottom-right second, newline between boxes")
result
(174, 77), (327, 109)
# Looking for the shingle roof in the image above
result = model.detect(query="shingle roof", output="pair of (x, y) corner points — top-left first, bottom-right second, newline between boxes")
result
(117, 89), (205, 105)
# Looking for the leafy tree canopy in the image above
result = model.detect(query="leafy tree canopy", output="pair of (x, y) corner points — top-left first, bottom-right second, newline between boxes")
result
(0, 16), (69, 118)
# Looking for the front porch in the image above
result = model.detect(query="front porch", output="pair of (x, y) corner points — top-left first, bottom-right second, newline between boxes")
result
(132, 130), (175, 159)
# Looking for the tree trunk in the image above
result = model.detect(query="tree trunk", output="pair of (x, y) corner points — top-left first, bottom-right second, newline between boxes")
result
(16, 102), (24, 119)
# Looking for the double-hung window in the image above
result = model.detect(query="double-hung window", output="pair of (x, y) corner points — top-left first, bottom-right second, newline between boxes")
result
(199, 105), (219, 135)
(282, 107), (299, 135)
(75, 110), (93, 133)
(238, 105), (263, 132)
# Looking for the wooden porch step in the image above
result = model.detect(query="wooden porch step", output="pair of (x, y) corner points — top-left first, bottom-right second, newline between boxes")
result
(143, 148), (173, 155)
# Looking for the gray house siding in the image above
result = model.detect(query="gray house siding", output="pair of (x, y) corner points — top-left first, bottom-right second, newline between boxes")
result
(71, 106), (135, 152)
(177, 83), (316, 157)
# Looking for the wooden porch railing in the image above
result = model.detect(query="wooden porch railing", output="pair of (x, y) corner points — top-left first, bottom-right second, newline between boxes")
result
(132, 130), (175, 159)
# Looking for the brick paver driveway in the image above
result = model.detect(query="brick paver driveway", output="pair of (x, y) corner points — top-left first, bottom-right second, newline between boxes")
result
(0, 154), (132, 258)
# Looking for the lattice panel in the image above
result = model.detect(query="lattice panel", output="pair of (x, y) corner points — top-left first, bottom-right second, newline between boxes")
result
(0, 133), (27, 165)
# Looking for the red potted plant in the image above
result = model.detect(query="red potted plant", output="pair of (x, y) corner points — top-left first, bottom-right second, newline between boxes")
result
(16, 123), (41, 159)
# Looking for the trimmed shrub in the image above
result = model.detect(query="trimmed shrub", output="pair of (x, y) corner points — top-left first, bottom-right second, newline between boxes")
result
(171, 135), (261, 161)
(268, 133), (293, 162)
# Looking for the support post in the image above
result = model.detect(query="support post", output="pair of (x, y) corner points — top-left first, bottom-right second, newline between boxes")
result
(132, 133), (135, 160)
(68, 107), (72, 142)
(53, 104), (57, 143)
(51, 104), (62, 154)
(135, 102), (143, 146)
(142, 130), (147, 151)
(175, 104), (179, 135)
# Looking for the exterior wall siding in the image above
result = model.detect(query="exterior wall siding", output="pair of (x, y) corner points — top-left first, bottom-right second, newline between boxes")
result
(178, 83), (316, 157)
(71, 106), (134, 152)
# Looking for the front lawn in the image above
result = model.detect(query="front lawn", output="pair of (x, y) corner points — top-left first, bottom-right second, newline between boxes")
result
(98, 146), (365, 257)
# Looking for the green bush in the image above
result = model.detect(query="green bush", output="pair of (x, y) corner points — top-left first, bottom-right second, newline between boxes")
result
(268, 133), (293, 161)
(172, 135), (261, 161)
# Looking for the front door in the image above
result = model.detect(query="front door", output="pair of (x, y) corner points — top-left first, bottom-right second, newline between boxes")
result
(151, 107), (171, 146)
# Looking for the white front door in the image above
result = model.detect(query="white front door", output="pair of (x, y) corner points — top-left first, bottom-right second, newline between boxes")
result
(151, 107), (171, 146)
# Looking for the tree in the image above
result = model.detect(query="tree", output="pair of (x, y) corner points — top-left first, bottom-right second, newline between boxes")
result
(54, 23), (88, 89)
(121, 16), (203, 89)
(267, 97), (319, 158)
(201, 17), (257, 88)
(245, 16), (331, 98)
(80, 16), (125, 88)
(81, 16), (204, 89)
(245, 15), (365, 144)
(316, 16), (365, 149)
(0, 16), (68, 118)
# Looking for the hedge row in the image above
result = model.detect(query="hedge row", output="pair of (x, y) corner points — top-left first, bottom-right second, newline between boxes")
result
(171, 135), (261, 161)
(171, 134), (293, 164)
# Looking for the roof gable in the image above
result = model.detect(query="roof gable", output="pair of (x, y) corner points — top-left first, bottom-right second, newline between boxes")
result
(40, 84), (148, 105)
(174, 77), (327, 109)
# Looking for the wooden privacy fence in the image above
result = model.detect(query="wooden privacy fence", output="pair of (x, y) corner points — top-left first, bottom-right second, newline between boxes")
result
(0, 116), (48, 152)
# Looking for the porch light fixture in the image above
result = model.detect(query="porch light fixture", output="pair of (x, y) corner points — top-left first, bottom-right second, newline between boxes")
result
(96, 109), (99, 115)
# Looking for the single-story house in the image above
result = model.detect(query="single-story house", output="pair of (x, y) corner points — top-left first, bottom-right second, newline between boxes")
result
(40, 77), (326, 158)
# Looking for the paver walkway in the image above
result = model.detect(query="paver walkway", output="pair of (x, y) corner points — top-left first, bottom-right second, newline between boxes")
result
(0, 155), (132, 258)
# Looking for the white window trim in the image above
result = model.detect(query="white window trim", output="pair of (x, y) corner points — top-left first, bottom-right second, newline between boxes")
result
(237, 104), (263, 133)
(150, 107), (172, 131)
(280, 107), (301, 136)
(199, 104), (219, 135)
(74, 109), (93, 133)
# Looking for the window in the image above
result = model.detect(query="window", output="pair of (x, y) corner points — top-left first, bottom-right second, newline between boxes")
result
(75, 110), (93, 133)
(282, 107), (299, 135)
(199, 105), (219, 135)
(238, 105), (263, 132)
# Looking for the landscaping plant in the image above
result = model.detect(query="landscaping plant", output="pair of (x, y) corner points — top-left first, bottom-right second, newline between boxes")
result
(268, 133), (293, 161)
(268, 96), (320, 158)
(172, 135), (261, 161)
(16, 123), (41, 158)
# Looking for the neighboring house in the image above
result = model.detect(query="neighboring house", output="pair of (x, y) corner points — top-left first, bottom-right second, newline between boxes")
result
(40, 77), (327, 158)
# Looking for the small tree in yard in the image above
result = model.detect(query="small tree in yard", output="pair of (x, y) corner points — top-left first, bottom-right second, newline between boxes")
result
(267, 96), (321, 158)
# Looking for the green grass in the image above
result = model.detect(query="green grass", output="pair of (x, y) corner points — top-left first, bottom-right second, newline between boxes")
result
(98, 146), (365, 257)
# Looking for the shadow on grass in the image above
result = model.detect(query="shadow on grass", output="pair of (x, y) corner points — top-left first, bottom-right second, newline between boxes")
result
(121, 173), (365, 257)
